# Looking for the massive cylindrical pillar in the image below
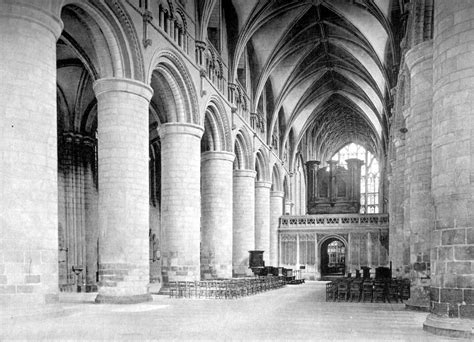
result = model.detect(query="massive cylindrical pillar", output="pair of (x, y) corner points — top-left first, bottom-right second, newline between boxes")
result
(93, 78), (153, 304)
(233, 169), (256, 277)
(159, 123), (204, 282)
(201, 151), (235, 279)
(0, 1), (62, 308)
(425, 0), (474, 335)
(255, 181), (272, 258)
(404, 41), (434, 310)
(270, 191), (284, 267)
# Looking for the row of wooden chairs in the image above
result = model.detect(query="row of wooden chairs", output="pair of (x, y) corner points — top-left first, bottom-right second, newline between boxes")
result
(326, 278), (410, 303)
(168, 276), (286, 299)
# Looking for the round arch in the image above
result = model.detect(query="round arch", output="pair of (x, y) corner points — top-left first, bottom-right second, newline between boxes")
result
(271, 163), (283, 192)
(202, 95), (232, 152)
(255, 149), (270, 182)
(233, 128), (253, 170)
(60, 0), (144, 81)
(148, 49), (200, 124)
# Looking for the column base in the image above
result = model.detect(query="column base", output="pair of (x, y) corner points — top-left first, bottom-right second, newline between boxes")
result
(405, 303), (430, 312)
(201, 264), (233, 280)
(232, 266), (254, 278)
(423, 314), (474, 339)
(405, 285), (430, 312)
(95, 293), (152, 304)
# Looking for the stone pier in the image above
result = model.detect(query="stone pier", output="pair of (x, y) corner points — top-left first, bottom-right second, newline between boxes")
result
(201, 151), (235, 279)
(255, 181), (272, 259)
(270, 191), (284, 266)
(94, 78), (153, 304)
(159, 123), (204, 282)
(424, 0), (474, 336)
(233, 169), (256, 276)
(0, 1), (62, 308)
(404, 41), (434, 311)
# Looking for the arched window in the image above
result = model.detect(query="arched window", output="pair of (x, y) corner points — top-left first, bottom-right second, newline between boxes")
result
(331, 143), (380, 213)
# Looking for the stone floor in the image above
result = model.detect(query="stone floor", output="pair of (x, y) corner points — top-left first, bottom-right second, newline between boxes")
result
(0, 281), (466, 341)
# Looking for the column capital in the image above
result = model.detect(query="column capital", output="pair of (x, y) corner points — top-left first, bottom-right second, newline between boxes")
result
(233, 169), (256, 179)
(0, 0), (63, 39)
(255, 181), (272, 189)
(405, 40), (433, 72)
(93, 78), (153, 102)
(158, 122), (204, 140)
(195, 40), (207, 50)
(201, 151), (235, 163)
(270, 190), (285, 198)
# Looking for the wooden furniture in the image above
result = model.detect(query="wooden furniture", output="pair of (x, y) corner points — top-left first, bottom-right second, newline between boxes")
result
(361, 280), (373, 302)
(337, 279), (350, 301)
(349, 280), (363, 302)
(373, 280), (387, 302)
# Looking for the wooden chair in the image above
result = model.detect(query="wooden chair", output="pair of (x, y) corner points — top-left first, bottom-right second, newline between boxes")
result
(326, 282), (334, 301)
(349, 280), (362, 302)
(168, 281), (178, 298)
(373, 280), (387, 302)
(177, 281), (188, 298)
(361, 280), (373, 302)
(337, 280), (350, 301)
(386, 280), (400, 303)
(401, 279), (410, 301)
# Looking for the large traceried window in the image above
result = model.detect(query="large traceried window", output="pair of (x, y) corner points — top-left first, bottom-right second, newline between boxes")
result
(331, 143), (380, 213)
(327, 240), (345, 267)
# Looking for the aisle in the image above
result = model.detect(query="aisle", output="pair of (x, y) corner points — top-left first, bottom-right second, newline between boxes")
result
(0, 282), (461, 341)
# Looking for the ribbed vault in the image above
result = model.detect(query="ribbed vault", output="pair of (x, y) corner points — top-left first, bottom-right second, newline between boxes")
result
(229, 0), (399, 167)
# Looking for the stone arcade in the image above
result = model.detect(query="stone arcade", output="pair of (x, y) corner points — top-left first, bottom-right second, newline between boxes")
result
(0, 0), (473, 338)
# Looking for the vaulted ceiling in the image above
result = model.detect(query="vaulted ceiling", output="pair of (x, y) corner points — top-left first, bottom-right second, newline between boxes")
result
(230, 0), (400, 163)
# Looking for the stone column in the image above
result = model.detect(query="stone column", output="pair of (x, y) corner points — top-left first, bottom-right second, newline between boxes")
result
(201, 151), (235, 279)
(0, 1), (62, 308)
(83, 137), (99, 292)
(58, 133), (97, 291)
(270, 191), (284, 267)
(93, 78), (153, 304)
(233, 169), (256, 277)
(424, 1), (474, 336)
(255, 181), (272, 259)
(159, 123), (204, 283)
(404, 41), (434, 310)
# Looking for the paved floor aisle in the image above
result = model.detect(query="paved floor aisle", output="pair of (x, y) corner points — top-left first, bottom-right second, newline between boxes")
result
(0, 281), (463, 341)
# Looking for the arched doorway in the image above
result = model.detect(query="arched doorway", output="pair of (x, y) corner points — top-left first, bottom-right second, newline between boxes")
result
(320, 237), (346, 277)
